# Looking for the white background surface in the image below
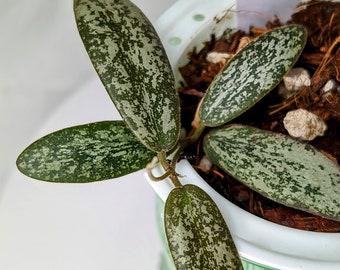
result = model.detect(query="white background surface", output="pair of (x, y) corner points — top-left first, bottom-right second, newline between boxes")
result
(0, 1), (176, 269)
(0, 0), (304, 269)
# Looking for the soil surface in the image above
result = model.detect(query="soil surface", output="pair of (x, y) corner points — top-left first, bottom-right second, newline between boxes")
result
(178, 1), (340, 232)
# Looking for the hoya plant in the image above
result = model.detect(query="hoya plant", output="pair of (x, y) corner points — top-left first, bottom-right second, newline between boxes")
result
(17, 0), (340, 269)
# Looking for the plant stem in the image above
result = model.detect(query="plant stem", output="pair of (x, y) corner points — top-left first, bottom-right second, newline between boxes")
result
(158, 151), (169, 170)
(146, 156), (174, 182)
(169, 174), (183, 188)
(147, 122), (206, 187)
(147, 166), (174, 182)
(170, 121), (206, 168)
(158, 151), (183, 188)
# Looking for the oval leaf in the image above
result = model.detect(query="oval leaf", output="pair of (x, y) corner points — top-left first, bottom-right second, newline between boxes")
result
(199, 25), (307, 127)
(203, 125), (340, 221)
(17, 121), (155, 183)
(74, 0), (180, 152)
(165, 184), (243, 270)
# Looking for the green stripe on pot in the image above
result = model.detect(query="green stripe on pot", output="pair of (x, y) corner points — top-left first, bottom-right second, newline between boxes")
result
(241, 258), (278, 270)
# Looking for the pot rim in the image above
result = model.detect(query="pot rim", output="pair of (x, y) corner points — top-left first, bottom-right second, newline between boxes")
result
(147, 159), (340, 269)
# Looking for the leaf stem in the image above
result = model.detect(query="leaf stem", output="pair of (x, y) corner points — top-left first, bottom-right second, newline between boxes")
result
(146, 156), (173, 182)
(158, 151), (184, 188)
(158, 151), (169, 170)
(169, 174), (183, 188)
(146, 122), (206, 188)
(147, 166), (174, 182)
(170, 121), (206, 167)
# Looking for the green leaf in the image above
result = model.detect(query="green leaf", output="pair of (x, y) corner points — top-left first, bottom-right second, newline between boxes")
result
(17, 121), (155, 183)
(165, 184), (243, 270)
(74, 0), (180, 152)
(199, 25), (307, 127)
(203, 125), (340, 221)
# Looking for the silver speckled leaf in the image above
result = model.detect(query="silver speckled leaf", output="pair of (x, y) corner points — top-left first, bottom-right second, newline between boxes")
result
(17, 121), (155, 183)
(203, 125), (340, 221)
(74, 0), (180, 152)
(165, 184), (243, 270)
(199, 25), (307, 127)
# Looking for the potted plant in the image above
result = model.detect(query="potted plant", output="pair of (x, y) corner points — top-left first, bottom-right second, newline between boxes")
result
(16, 0), (340, 269)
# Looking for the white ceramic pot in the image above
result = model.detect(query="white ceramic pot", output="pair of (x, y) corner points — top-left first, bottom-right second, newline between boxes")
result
(147, 0), (340, 269)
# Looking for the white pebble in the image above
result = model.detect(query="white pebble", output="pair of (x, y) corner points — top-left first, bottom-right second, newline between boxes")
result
(283, 68), (311, 92)
(206, 52), (232, 64)
(199, 155), (213, 172)
(283, 109), (327, 141)
(321, 79), (340, 99)
(322, 79), (337, 93)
